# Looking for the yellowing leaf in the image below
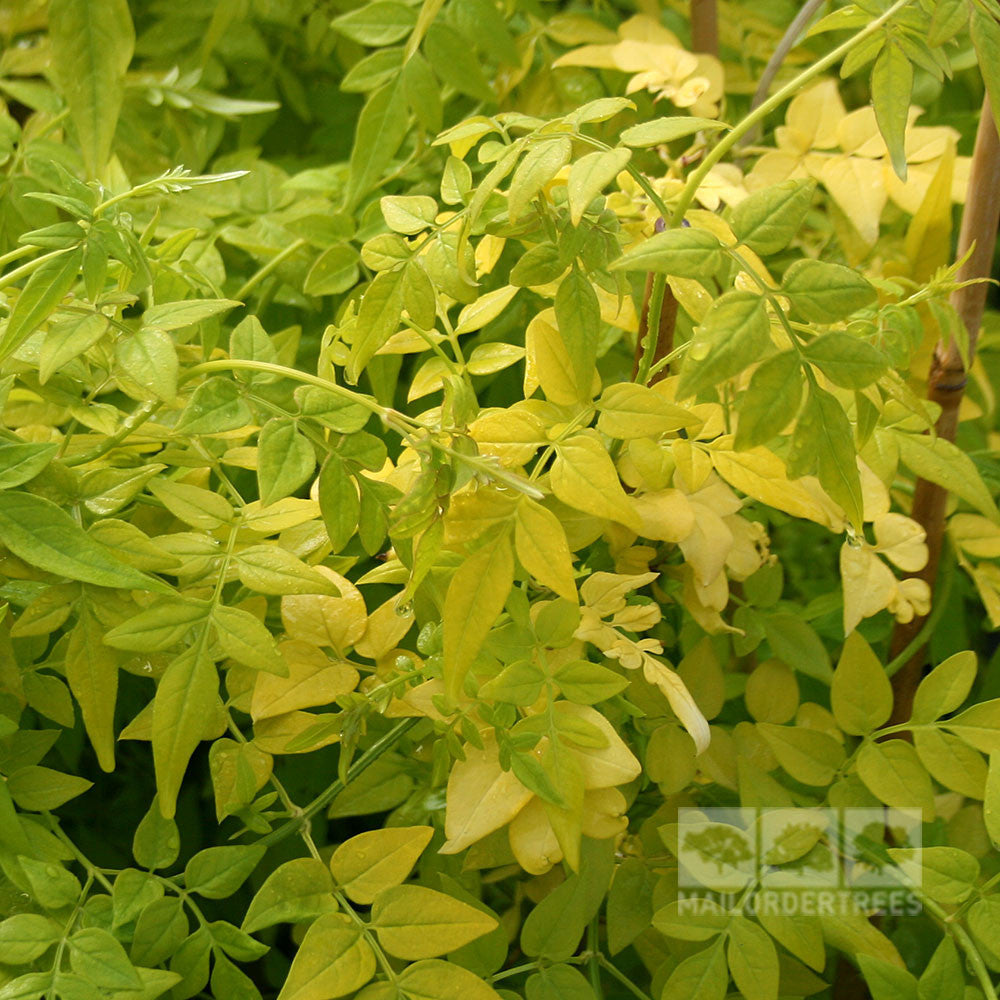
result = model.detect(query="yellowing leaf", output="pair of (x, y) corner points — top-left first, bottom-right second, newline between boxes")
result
(277, 912), (375, 1000)
(251, 641), (359, 721)
(152, 648), (219, 819)
(281, 568), (367, 651)
(551, 433), (641, 532)
(397, 959), (504, 1000)
(330, 826), (433, 905)
(630, 489), (695, 542)
(525, 311), (592, 405)
(596, 383), (698, 439)
(370, 885), (498, 959)
(469, 408), (545, 467)
(441, 733), (533, 853)
(556, 703), (642, 787)
(515, 498), (577, 601)
(840, 542), (897, 635)
(443, 530), (514, 701)
(354, 597), (413, 661)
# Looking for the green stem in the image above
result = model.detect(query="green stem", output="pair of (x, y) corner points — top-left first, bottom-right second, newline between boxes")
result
(63, 398), (163, 467)
(669, 0), (915, 226)
(634, 274), (666, 385)
(596, 955), (653, 1000)
(234, 238), (308, 300)
(588, 918), (604, 999)
(255, 719), (418, 849)
(0, 246), (76, 292)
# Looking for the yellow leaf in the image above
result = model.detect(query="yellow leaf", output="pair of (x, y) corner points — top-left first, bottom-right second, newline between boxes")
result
(551, 432), (641, 532)
(514, 498), (577, 601)
(443, 488), (517, 545)
(556, 703), (642, 787)
(330, 826), (434, 905)
(873, 513), (927, 572)
(469, 408), (546, 468)
(640, 656), (711, 754)
(454, 286), (519, 335)
(631, 489), (695, 542)
(709, 446), (830, 524)
(251, 640), (359, 721)
(281, 568), (367, 652)
(508, 797), (562, 874)
(819, 155), (886, 246)
(277, 912), (375, 1000)
(441, 733), (533, 854)
(443, 530), (515, 701)
(951, 514), (1000, 559)
(904, 140), (954, 281)
(252, 710), (341, 755)
(525, 310), (594, 405)
(354, 597), (413, 661)
(840, 542), (897, 635)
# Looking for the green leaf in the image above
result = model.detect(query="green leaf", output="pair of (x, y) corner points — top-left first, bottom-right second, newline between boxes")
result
(152, 649), (219, 819)
(0, 442), (58, 489)
(0, 492), (169, 593)
(551, 433), (641, 531)
(68, 928), (141, 990)
(677, 291), (770, 398)
(857, 954), (919, 1000)
(521, 839), (613, 960)
(856, 740), (935, 816)
(132, 795), (180, 870)
(735, 351), (803, 449)
(803, 333), (889, 389)
(508, 137), (572, 221)
(944, 698), (1000, 753)
(0, 247), (83, 361)
(871, 41), (912, 181)
(729, 179), (816, 255)
(242, 859), (337, 934)
(911, 650), (977, 722)
(318, 457), (361, 553)
(0, 914), (62, 965)
(66, 605), (118, 772)
(111, 868), (163, 929)
(918, 937), (963, 1000)
(212, 605), (287, 675)
(553, 660), (628, 705)
(889, 847), (979, 907)
(39, 311), (108, 384)
(398, 959), (504, 1000)
(782, 259), (878, 323)
(986, 753), (1000, 848)
(115, 328), (179, 402)
(661, 942), (727, 1000)
(727, 919), (778, 1000)
(211, 953), (262, 1000)
(130, 897), (188, 967)
(620, 117), (726, 147)
(347, 269), (405, 383)
(104, 601), (208, 652)
(48, 0), (133, 175)
(184, 845), (265, 899)
(6, 765), (91, 811)
(304, 245), (359, 296)
(606, 858), (654, 955)
(791, 386), (864, 530)
(235, 545), (340, 596)
(612, 227), (722, 278)
(330, 826), (434, 905)
(277, 913), (375, 1000)
(371, 884), (498, 959)
(568, 148), (631, 226)
(894, 431), (1000, 522)
(142, 299), (240, 332)
(554, 269), (600, 395)
(257, 418), (316, 506)
(757, 723), (845, 786)
(831, 632), (892, 735)
(423, 22), (493, 102)
(346, 79), (409, 209)
(443, 529), (515, 701)
(332, 2), (416, 45)
(175, 377), (253, 435)
(526, 964), (596, 1000)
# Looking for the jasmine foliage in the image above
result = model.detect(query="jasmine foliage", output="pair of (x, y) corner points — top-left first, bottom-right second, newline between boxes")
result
(1, 1), (1000, 999)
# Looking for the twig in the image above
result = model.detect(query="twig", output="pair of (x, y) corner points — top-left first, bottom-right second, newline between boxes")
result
(690, 0), (719, 56)
(740, 0), (827, 148)
(888, 94), (1000, 727)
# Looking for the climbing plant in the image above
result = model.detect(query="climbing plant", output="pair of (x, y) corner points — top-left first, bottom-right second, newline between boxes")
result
(2, 1), (1000, 998)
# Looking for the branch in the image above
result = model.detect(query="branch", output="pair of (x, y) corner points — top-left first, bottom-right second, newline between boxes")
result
(690, 0), (718, 56)
(888, 94), (1000, 727)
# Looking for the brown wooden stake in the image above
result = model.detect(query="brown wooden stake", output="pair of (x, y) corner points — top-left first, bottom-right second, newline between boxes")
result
(888, 94), (1000, 727)
(631, 274), (679, 384)
(690, 0), (719, 56)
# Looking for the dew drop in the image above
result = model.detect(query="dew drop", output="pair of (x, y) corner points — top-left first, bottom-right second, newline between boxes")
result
(394, 599), (413, 617)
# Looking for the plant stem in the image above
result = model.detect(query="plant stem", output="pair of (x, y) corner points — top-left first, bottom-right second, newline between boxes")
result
(596, 955), (654, 1000)
(741, 0), (826, 147)
(587, 918), (604, 999)
(888, 94), (1000, 727)
(669, 0), (914, 226)
(234, 238), (308, 300)
(254, 718), (418, 849)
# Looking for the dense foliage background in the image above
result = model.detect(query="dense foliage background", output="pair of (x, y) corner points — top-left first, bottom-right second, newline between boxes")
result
(2, 0), (1000, 998)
